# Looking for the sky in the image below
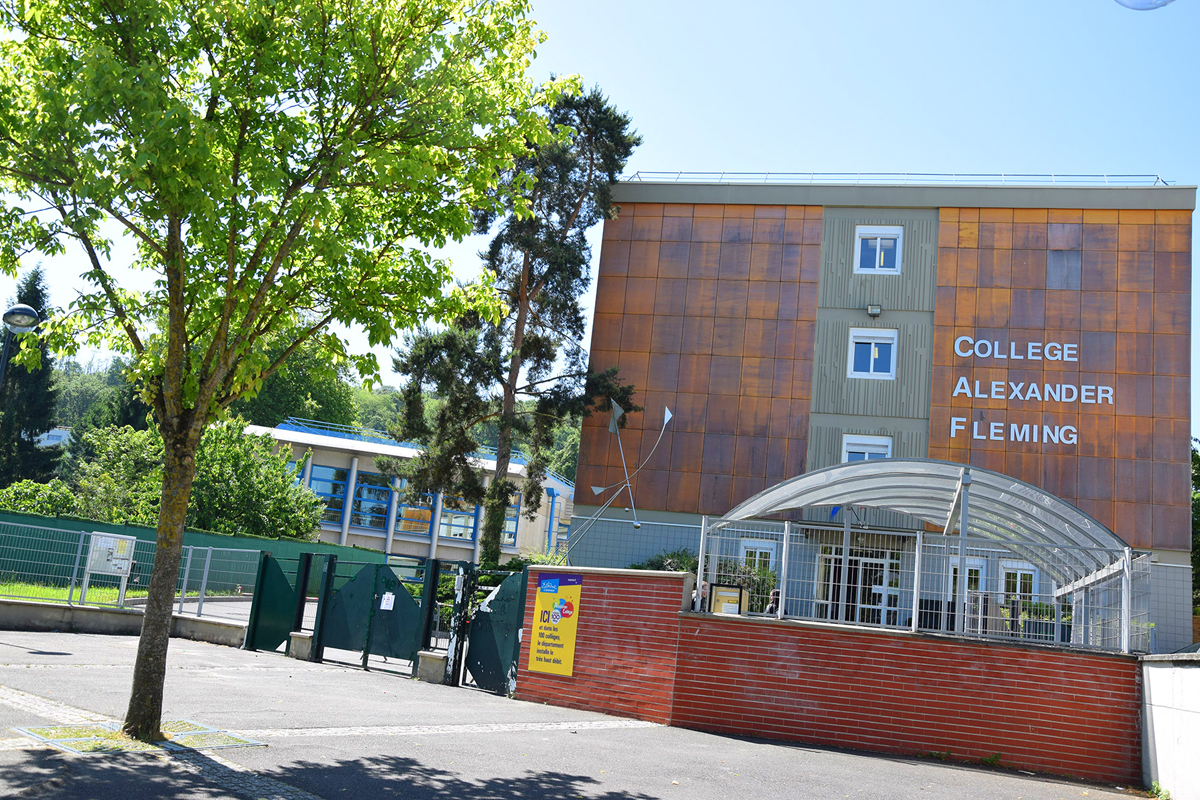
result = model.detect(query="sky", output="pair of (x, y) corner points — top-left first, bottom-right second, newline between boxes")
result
(4, 0), (1199, 426)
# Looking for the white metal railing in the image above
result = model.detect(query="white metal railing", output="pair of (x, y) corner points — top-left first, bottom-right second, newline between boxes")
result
(692, 517), (1151, 653)
(624, 171), (1172, 187)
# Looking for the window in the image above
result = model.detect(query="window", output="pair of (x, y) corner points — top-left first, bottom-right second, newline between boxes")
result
(1001, 561), (1038, 604)
(841, 434), (892, 463)
(853, 225), (903, 274)
(395, 481), (434, 536)
(350, 471), (391, 531)
(309, 465), (350, 525)
(502, 495), (520, 546)
(439, 495), (478, 540)
(739, 540), (777, 572)
(847, 328), (898, 380)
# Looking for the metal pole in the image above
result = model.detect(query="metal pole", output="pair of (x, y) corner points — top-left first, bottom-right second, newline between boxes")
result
(695, 516), (707, 611)
(195, 547), (213, 618)
(67, 531), (85, 606)
(956, 484), (969, 635)
(837, 510), (851, 623)
(910, 531), (923, 632)
(1120, 547), (1131, 653)
(118, 574), (128, 607)
(178, 547), (193, 614)
(777, 521), (791, 620)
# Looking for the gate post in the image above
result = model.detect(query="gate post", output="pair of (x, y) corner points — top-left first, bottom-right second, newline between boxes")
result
(310, 554), (337, 662)
(361, 564), (383, 669)
(244, 551), (271, 650)
(419, 558), (442, 650)
(292, 552), (314, 634)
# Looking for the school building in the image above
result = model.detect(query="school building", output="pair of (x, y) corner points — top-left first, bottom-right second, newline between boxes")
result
(570, 175), (1196, 654)
(250, 418), (573, 564)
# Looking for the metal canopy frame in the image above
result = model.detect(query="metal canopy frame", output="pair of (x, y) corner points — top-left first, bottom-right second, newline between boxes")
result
(716, 458), (1129, 587)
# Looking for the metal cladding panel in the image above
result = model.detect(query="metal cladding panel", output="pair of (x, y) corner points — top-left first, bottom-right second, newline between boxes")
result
(809, 317), (935, 418)
(818, 208), (940, 312)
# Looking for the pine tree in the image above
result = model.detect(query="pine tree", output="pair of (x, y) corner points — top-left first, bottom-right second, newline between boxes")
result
(0, 267), (59, 486)
(390, 88), (641, 566)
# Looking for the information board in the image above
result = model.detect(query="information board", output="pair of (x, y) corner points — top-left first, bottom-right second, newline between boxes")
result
(528, 573), (582, 676)
(86, 533), (137, 577)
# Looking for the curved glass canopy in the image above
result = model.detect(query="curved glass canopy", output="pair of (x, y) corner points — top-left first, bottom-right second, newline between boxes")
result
(718, 458), (1128, 584)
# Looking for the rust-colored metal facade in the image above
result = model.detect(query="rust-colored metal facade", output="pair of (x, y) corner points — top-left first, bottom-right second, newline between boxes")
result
(577, 184), (1193, 555)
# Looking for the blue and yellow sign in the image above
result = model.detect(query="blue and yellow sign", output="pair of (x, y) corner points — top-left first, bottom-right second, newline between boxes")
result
(529, 573), (582, 676)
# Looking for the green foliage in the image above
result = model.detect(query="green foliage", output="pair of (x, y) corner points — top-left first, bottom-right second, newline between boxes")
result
(3, 421), (320, 539)
(353, 385), (402, 433)
(629, 548), (699, 574)
(0, 478), (75, 516)
(390, 87), (641, 566)
(72, 426), (163, 525)
(230, 334), (357, 428)
(498, 549), (565, 573)
(980, 752), (1002, 768)
(189, 420), (321, 541)
(547, 420), (581, 483)
(57, 357), (153, 481)
(716, 559), (778, 613)
(0, 267), (60, 487)
(1150, 781), (1172, 800)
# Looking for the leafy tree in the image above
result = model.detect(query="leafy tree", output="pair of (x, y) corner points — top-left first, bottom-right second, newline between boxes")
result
(391, 88), (640, 566)
(547, 418), (581, 483)
(231, 333), (356, 428)
(0, 0), (564, 738)
(72, 426), (163, 525)
(189, 421), (320, 540)
(353, 385), (403, 432)
(0, 478), (75, 516)
(52, 359), (109, 428)
(0, 267), (60, 486)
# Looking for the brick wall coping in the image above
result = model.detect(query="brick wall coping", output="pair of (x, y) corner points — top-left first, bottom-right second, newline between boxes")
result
(679, 609), (1141, 662)
(1140, 652), (1200, 663)
(527, 565), (694, 581)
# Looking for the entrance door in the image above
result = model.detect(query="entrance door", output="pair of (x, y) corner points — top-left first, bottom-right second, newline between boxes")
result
(817, 550), (901, 627)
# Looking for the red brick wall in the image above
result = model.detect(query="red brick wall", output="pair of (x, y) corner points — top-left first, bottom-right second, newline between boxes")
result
(515, 568), (691, 724)
(515, 570), (1143, 786)
(672, 615), (1141, 784)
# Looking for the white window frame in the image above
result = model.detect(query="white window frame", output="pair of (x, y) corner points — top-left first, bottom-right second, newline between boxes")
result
(739, 539), (777, 573)
(847, 328), (899, 380)
(841, 433), (893, 463)
(853, 224), (904, 274)
(999, 560), (1039, 601)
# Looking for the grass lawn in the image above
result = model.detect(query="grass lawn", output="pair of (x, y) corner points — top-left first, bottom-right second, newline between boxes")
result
(0, 579), (242, 606)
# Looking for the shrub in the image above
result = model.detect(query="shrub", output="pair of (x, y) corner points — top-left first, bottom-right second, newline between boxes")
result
(628, 547), (699, 574)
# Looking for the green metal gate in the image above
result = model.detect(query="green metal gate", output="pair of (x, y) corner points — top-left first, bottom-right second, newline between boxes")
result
(465, 571), (528, 694)
(317, 561), (425, 666)
(244, 552), (299, 652)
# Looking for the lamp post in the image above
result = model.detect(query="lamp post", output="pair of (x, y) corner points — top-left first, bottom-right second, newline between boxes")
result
(0, 303), (41, 389)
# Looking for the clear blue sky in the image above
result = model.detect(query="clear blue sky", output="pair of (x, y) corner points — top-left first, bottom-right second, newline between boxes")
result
(5, 0), (1199, 428)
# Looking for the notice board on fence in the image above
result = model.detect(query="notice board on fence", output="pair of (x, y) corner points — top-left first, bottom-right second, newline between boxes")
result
(528, 573), (582, 676)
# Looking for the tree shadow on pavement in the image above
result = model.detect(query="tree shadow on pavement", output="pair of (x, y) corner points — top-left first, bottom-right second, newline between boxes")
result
(0, 749), (230, 800)
(270, 754), (660, 800)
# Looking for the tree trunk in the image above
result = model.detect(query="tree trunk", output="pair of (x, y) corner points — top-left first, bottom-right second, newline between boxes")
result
(121, 425), (200, 740)
(480, 253), (531, 566)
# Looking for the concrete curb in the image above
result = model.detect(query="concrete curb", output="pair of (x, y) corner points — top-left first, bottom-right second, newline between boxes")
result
(0, 598), (246, 648)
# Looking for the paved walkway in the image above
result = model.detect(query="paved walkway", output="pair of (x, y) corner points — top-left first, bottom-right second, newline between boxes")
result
(0, 632), (1142, 799)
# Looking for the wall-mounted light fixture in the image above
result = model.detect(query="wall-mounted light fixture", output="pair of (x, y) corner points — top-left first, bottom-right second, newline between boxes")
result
(866, 303), (883, 318)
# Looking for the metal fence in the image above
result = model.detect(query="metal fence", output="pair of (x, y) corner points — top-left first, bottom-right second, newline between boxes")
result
(0, 520), (259, 622)
(696, 517), (1153, 654)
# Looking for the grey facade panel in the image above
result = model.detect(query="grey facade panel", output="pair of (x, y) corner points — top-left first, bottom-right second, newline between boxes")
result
(808, 315), (935, 419)
(611, 181), (1197, 210)
(803, 422), (929, 530)
(818, 208), (940, 312)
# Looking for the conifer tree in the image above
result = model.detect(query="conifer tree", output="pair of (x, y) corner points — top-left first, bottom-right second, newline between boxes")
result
(0, 267), (59, 486)
(391, 88), (641, 566)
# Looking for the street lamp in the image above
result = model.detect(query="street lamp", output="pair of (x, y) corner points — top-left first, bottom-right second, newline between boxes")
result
(0, 303), (41, 388)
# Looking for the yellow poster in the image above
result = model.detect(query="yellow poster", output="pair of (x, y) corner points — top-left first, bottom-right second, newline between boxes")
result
(528, 573), (582, 676)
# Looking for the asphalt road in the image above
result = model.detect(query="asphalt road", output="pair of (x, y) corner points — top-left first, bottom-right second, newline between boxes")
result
(0, 631), (1145, 800)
